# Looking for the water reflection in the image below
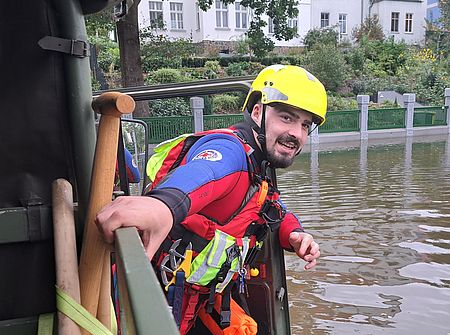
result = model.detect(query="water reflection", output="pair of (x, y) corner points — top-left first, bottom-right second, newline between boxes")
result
(279, 134), (450, 335)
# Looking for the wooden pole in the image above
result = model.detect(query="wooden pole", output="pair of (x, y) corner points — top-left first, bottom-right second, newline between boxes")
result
(52, 179), (82, 335)
(78, 92), (135, 329)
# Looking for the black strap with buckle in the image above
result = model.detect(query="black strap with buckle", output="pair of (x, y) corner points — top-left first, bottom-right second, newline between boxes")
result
(38, 36), (90, 58)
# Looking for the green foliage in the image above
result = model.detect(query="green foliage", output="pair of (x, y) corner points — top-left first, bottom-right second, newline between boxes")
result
(197, 0), (299, 57)
(85, 10), (115, 38)
(204, 61), (221, 79)
(396, 50), (450, 105)
(148, 98), (191, 116)
(304, 45), (348, 92)
(303, 27), (339, 51)
(327, 95), (358, 111)
(212, 94), (242, 114)
(359, 37), (409, 76)
(345, 47), (365, 73)
(352, 16), (385, 43)
(140, 30), (195, 71)
(225, 62), (250, 77)
(146, 68), (186, 85)
(233, 36), (251, 56)
(247, 21), (275, 57)
(90, 36), (121, 72)
(145, 68), (191, 116)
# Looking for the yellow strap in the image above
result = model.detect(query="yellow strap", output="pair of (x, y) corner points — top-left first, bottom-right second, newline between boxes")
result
(56, 286), (113, 335)
(37, 313), (54, 335)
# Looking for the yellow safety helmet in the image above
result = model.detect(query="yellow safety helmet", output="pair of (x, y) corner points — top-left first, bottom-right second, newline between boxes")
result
(243, 65), (327, 125)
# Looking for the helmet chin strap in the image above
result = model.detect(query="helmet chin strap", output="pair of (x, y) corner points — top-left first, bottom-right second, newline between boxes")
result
(244, 104), (268, 158)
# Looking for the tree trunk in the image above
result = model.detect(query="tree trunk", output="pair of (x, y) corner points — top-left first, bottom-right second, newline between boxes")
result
(116, 0), (150, 117)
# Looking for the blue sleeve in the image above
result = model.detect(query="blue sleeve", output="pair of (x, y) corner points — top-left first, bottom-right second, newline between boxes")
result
(125, 148), (141, 183)
(148, 134), (249, 224)
(155, 133), (248, 194)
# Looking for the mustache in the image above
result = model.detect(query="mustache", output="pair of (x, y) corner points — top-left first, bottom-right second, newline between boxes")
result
(278, 134), (300, 148)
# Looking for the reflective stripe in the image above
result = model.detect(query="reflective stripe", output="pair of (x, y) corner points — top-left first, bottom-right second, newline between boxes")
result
(187, 230), (250, 292)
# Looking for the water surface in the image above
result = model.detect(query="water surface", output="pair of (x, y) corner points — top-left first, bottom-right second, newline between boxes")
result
(278, 135), (450, 335)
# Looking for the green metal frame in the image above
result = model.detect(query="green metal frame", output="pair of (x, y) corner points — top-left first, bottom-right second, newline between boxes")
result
(115, 228), (178, 334)
(319, 109), (360, 133)
(368, 107), (406, 130)
(413, 106), (447, 127)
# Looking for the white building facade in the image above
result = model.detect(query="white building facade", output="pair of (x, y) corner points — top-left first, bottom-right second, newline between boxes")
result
(137, 0), (427, 50)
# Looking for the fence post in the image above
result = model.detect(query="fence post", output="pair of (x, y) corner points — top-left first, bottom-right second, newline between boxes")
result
(403, 93), (415, 137)
(445, 88), (450, 133)
(357, 95), (369, 140)
(190, 96), (204, 133)
(310, 122), (319, 144)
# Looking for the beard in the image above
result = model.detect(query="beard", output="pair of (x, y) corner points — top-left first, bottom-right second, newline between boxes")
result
(266, 134), (300, 168)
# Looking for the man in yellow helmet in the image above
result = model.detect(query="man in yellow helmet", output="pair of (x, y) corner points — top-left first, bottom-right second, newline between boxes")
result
(96, 65), (327, 334)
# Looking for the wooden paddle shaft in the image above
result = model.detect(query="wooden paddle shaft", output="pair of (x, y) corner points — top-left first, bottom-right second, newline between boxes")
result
(78, 92), (135, 323)
(52, 179), (82, 335)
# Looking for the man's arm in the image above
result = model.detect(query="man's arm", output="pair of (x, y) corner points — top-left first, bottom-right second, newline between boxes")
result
(279, 210), (320, 270)
(96, 196), (173, 260)
(96, 134), (248, 258)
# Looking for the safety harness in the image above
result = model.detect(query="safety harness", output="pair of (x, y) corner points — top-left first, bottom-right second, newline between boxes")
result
(147, 129), (286, 334)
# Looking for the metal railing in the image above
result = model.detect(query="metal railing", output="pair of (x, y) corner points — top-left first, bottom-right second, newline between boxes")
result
(368, 107), (406, 130)
(413, 106), (448, 127)
(115, 227), (178, 334)
(319, 109), (360, 133)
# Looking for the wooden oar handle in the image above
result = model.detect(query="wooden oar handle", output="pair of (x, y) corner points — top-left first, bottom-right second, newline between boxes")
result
(52, 179), (82, 335)
(92, 91), (135, 117)
(79, 92), (135, 326)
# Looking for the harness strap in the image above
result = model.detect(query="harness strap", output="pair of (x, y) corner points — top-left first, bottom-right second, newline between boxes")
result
(179, 285), (209, 335)
(220, 285), (232, 328)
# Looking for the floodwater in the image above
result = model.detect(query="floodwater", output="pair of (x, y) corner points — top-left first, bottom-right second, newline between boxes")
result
(278, 135), (450, 335)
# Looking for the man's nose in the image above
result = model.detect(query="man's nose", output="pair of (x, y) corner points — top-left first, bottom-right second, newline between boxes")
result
(288, 123), (306, 139)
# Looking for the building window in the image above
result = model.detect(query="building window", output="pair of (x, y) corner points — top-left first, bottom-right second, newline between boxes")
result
(195, 4), (200, 30)
(321, 12), (330, 28)
(149, 1), (163, 28)
(391, 12), (399, 32)
(268, 17), (274, 34)
(235, 2), (248, 29)
(339, 13), (347, 34)
(288, 17), (298, 31)
(215, 0), (228, 28)
(170, 2), (183, 29)
(405, 13), (413, 32)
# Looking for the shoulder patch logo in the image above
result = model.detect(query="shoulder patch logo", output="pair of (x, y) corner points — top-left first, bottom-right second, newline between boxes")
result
(193, 149), (223, 161)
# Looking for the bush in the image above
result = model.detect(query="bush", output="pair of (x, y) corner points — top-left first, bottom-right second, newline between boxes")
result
(148, 98), (191, 116)
(327, 95), (358, 111)
(212, 94), (242, 114)
(225, 62), (247, 77)
(146, 68), (186, 85)
(304, 45), (349, 92)
(204, 60), (221, 79)
(303, 27), (339, 51)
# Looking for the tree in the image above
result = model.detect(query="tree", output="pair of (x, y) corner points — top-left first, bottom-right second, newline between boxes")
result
(116, 0), (150, 117)
(352, 15), (385, 43)
(110, 0), (299, 114)
(198, 0), (299, 57)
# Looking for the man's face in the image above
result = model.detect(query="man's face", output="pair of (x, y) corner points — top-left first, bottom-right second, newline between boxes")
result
(251, 103), (313, 168)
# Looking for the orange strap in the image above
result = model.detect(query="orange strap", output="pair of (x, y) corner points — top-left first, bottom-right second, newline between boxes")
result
(198, 307), (224, 335)
(256, 180), (268, 207)
(198, 296), (258, 335)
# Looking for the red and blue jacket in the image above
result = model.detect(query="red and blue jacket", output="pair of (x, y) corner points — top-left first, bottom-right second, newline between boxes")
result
(147, 122), (303, 250)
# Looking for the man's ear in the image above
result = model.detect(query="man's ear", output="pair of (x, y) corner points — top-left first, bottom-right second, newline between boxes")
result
(251, 103), (262, 126)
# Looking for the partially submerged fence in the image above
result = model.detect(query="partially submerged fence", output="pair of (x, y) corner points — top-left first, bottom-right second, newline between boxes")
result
(138, 91), (450, 144)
